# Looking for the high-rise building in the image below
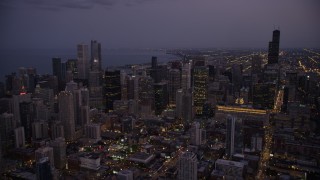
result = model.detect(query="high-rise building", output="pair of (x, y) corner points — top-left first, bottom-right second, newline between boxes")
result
(36, 157), (53, 180)
(225, 114), (244, 158)
(168, 69), (181, 105)
(58, 91), (75, 141)
(190, 122), (203, 146)
(19, 101), (34, 142)
(225, 115), (236, 157)
(90, 40), (102, 71)
(177, 152), (197, 180)
(85, 124), (101, 141)
(32, 121), (49, 140)
(251, 55), (263, 75)
(193, 66), (209, 116)
(51, 137), (66, 169)
(176, 89), (193, 124)
(181, 62), (191, 90)
(52, 58), (66, 91)
(77, 44), (89, 80)
(154, 82), (168, 115)
(252, 83), (276, 109)
(105, 70), (122, 112)
(231, 64), (243, 93)
(0, 113), (15, 154)
(267, 30), (280, 64)
(14, 126), (25, 148)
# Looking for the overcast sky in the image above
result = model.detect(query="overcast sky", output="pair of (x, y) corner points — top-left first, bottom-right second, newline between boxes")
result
(1, 0), (319, 49)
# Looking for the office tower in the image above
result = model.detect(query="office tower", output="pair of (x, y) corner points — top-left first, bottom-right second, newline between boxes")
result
(66, 59), (78, 79)
(268, 30), (280, 64)
(32, 121), (49, 140)
(121, 117), (134, 133)
(150, 56), (167, 83)
(176, 89), (193, 124)
(35, 146), (54, 167)
(138, 76), (154, 105)
(208, 65), (215, 82)
(225, 115), (235, 157)
(58, 91), (75, 141)
(138, 76), (154, 117)
(0, 113), (14, 154)
(13, 93), (31, 127)
(190, 122), (202, 146)
(19, 101), (34, 142)
(181, 62), (191, 90)
(90, 40), (102, 71)
(85, 124), (101, 141)
(52, 58), (64, 91)
(251, 55), (263, 75)
(117, 169), (134, 180)
(231, 64), (243, 93)
(152, 56), (157, 69)
(105, 70), (122, 112)
(225, 115), (243, 158)
(168, 69), (181, 105)
(193, 66), (209, 116)
(51, 137), (66, 169)
(253, 83), (276, 109)
(77, 44), (89, 80)
(74, 87), (90, 127)
(50, 121), (64, 140)
(14, 126), (25, 148)
(89, 70), (103, 108)
(177, 152), (197, 180)
(154, 82), (169, 115)
(36, 157), (53, 180)
(126, 76), (135, 100)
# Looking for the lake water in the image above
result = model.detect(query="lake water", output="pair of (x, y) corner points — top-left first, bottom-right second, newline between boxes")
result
(0, 48), (179, 82)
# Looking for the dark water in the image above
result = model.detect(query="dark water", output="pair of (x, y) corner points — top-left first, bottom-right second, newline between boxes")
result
(0, 48), (178, 82)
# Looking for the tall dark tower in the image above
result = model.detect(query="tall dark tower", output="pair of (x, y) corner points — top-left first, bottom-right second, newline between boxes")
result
(105, 70), (121, 112)
(90, 40), (102, 71)
(267, 30), (280, 64)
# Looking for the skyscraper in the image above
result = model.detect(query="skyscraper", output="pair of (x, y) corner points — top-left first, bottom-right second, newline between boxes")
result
(251, 54), (263, 75)
(168, 69), (181, 105)
(176, 89), (193, 124)
(51, 137), (66, 169)
(105, 70), (122, 112)
(193, 66), (209, 116)
(268, 30), (280, 64)
(154, 82), (169, 115)
(58, 91), (75, 141)
(77, 44), (89, 80)
(225, 115), (235, 157)
(90, 40), (102, 71)
(178, 152), (197, 180)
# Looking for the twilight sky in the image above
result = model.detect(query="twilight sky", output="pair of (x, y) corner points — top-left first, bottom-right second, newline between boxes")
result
(0, 0), (319, 49)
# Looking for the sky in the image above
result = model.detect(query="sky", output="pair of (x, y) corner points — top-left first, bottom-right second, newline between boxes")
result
(0, 0), (320, 49)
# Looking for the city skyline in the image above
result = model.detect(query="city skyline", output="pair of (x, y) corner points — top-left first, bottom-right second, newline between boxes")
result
(1, 0), (320, 49)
